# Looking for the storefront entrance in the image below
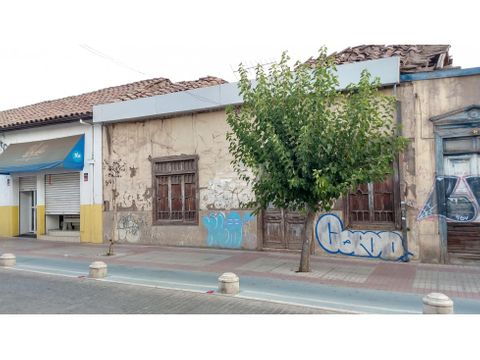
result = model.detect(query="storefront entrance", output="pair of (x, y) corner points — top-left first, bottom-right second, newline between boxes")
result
(19, 191), (36, 236)
(19, 176), (37, 236)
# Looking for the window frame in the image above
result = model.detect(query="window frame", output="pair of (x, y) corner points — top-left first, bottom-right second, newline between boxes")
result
(152, 154), (199, 226)
(344, 160), (402, 231)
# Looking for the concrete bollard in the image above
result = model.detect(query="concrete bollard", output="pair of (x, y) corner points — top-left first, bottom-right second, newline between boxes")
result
(423, 292), (454, 314)
(0, 253), (16, 267)
(218, 272), (240, 295)
(89, 261), (108, 278)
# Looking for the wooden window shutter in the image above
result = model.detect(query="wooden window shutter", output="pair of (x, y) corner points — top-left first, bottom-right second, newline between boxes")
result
(347, 172), (400, 229)
(153, 155), (198, 225)
(156, 175), (170, 220)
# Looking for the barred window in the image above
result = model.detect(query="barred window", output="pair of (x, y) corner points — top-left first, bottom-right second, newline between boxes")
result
(346, 173), (401, 230)
(153, 155), (198, 225)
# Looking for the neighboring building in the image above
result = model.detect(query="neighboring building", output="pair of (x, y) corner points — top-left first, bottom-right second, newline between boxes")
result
(0, 76), (226, 243)
(94, 45), (480, 265)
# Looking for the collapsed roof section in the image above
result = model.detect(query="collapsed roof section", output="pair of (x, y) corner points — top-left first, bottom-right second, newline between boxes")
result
(305, 44), (452, 73)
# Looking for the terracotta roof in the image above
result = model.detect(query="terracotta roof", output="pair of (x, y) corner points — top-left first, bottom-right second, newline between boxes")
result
(0, 76), (227, 130)
(305, 44), (453, 73)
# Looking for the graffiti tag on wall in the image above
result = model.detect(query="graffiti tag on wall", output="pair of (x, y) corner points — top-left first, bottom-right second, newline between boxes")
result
(202, 179), (253, 210)
(417, 176), (480, 222)
(202, 211), (254, 249)
(315, 213), (412, 261)
(103, 159), (127, 186)
(117, 214), (143, 243)
(0, 139), (7, 154)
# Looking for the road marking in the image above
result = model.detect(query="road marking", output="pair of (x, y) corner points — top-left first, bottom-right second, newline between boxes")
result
(4, 266), (84, 279)
(240, 289), (421, 314)
(7, 263), (421, 314)
(235, 294), (357, 314)
(16, 264), (85, 276)
(108, 275), (213, 290)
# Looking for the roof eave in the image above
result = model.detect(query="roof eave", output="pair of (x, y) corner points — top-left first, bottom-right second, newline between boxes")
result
(0, 113), (92, 133)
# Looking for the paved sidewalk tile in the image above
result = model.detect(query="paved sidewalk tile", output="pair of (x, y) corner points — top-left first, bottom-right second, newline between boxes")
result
(414, 270), (480, 294)
(124, 250), (231, 266)
(2, 236), (480, 303)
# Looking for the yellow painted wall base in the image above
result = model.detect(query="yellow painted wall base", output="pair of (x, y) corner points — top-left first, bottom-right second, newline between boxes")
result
(0, 206), (19, 237)
(80, 204), (103, 244)
(36, 205), (45, 236)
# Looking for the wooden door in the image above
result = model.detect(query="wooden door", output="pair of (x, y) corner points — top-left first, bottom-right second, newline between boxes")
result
(444, 154), (480, 260)
(263, 208), (285, 249)
(262, 208), (305, 250)
(284, 211), (305, 250)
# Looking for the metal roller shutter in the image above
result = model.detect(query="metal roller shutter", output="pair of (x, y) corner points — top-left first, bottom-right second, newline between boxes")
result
(45, 173), (80, 215)
(19, 176), (37, 192)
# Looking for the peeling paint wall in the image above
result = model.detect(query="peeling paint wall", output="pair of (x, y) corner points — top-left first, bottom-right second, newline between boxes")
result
(393, 74), (480, 263)
(312, 75), (480, 263)
(201, 178), (253, 210)
(102, 111), (257, 249)
(103, 74), (480, 262)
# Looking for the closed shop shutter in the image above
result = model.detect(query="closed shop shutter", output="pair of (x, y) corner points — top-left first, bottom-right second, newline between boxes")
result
(19, 176), (37, 192)
(45, 172), (80, 215)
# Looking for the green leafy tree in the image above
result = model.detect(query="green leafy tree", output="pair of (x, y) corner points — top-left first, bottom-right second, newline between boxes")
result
(226, 48), (408, 272)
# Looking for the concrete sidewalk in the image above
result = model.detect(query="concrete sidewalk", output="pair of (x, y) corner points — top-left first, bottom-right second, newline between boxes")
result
(2, 236), (480, 313)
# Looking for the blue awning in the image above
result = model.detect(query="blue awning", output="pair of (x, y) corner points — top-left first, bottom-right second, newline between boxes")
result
(0, 135), (84, 175)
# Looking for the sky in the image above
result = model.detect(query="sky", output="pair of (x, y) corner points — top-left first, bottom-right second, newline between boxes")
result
(0, 0), (478, 111)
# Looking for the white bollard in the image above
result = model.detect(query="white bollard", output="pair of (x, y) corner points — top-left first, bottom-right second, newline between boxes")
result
(0, 253), (16, 267)
(89, 261), (108, 278)
(218, 272), (240, 295)
(423, 292), (454, 314)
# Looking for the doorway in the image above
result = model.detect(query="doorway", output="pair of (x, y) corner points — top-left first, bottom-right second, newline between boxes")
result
(443, 152), (480, 261)
(262, 208), (305, 250)
(19, 191), (36, 236)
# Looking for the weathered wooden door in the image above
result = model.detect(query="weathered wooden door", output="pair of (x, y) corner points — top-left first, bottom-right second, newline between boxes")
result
(262, 208), (305, 250)
(444, 154), (480, 261)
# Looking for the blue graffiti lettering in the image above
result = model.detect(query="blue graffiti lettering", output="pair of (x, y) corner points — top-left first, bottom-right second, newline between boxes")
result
(202, 211), (254, 249)
(315, 213), (412, 261)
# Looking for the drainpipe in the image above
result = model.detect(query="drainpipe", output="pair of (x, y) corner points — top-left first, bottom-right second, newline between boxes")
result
(394, 85), (410, 262)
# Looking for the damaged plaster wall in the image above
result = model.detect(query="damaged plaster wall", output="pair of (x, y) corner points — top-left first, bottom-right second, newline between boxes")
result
(313, 76), (480, 264)
(102, 110), (257, 249)
(395, 74), (480, 263)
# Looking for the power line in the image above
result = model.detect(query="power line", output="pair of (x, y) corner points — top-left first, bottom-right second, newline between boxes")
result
(79, 44), (149, 77)
(230, 58), (276, 79)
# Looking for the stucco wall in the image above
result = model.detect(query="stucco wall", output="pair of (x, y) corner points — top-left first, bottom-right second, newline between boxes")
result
(103, 74), (480, 261)
(103, 110), (257, 250)
(312, 75), (480, 263)
(396, 74), (480, 263)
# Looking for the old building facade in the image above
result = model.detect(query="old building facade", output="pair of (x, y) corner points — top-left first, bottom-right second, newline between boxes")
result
(95, 46), (480, 265)
(2, 45), (479, 266)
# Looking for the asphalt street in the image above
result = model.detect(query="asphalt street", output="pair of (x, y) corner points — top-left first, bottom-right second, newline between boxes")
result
(0, 268), (328, 314)
(3, 238), (480, 314)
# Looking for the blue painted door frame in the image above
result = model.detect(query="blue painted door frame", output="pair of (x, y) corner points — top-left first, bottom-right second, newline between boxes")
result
(431, 105), (480, 263)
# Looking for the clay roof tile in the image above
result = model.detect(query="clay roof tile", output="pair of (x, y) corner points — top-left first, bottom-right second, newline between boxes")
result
(0, 75), (227, 130)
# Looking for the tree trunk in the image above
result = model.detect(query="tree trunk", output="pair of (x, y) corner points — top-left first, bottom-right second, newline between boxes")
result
(298, 209), (314, 272)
